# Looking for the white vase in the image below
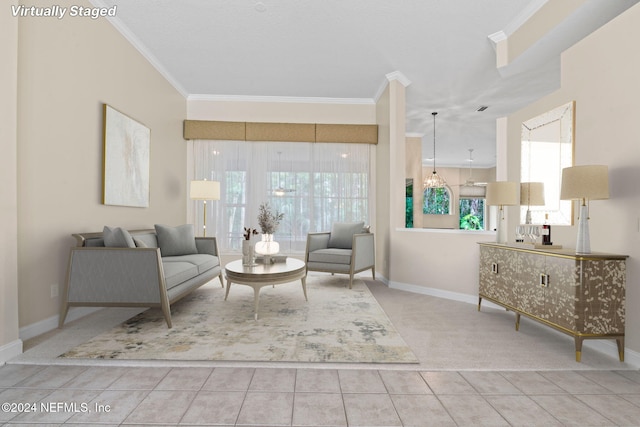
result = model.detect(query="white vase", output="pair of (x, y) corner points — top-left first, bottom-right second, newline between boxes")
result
(255, 234), (279, 261)
(242, 240), (255, 266)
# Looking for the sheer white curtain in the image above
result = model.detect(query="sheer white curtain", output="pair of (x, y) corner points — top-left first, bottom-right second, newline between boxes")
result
(192, 140), (371, 253)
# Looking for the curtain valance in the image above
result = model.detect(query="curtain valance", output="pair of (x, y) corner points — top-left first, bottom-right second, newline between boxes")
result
(184, 120), (378, 144)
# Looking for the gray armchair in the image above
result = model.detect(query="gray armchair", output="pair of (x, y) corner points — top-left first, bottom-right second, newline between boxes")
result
(305, 222), (375, 289)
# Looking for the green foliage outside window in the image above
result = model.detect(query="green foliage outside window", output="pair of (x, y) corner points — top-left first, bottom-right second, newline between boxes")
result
(459, 198), (484, 230)
(423, 187), (450, 215)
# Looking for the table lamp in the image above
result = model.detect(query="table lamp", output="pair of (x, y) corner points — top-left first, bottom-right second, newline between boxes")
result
(486, 181), (519, 243)
(190, 180), (220, 237)
(560, 165), (609, 254)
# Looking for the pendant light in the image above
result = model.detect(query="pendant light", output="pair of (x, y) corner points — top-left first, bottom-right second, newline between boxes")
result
(423, 112), (447, 188)
(272, 151), (295, 196)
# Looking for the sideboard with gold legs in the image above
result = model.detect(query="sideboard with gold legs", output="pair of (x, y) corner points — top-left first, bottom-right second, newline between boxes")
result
(477, 242), (627, 362)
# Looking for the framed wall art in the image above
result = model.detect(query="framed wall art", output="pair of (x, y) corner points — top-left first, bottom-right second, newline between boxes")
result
(102, 104), (150, 207)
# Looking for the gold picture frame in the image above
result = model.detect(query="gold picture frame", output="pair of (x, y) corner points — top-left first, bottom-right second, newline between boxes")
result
(102, 104), (150, 207)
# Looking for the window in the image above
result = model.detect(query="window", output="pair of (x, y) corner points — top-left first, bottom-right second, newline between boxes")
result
(459, 198), (485, 230)
(423, 187), (451, 215)
(192, 140), (370, 253)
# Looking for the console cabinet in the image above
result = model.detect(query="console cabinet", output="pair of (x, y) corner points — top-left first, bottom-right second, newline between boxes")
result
(478, 243), (627, 362)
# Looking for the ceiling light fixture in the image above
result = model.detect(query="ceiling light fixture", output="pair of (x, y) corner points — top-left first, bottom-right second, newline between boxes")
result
(423, 112), (447, 189)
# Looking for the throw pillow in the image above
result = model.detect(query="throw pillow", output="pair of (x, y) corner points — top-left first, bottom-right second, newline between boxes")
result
(133, 237), (148, 248)
(154, 224), (198, 256)
(103, 226), (135, 248)
(328, 221), (365, 249)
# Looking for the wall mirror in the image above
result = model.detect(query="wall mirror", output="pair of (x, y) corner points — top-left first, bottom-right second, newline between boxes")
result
(520, 101), (575, 225)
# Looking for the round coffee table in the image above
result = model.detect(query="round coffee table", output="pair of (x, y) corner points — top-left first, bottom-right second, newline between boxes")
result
(224, 258), (307, 320)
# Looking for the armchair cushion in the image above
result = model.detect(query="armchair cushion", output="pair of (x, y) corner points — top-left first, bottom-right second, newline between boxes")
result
(103, 226), (135, 248)
(155, 224), (198, 256)
(328, 221), (364, 249)
(307, 248), (352, 265)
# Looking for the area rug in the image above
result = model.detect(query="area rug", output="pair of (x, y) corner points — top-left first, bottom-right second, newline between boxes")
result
(59, 275), (418, 363)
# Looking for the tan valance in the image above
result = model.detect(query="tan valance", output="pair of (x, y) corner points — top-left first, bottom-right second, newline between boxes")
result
(183, 120), (246, 141)
(246, 122), (316, 142)
(184, 120), (377, 144)
(315, 124), (378, 144)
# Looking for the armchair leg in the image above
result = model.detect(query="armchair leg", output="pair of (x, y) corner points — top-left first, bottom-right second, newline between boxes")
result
(371, 266), (376, 280)
(59, 302), (69, 328)
(218, 273), (225, 288)
(349, 273), (354, 289)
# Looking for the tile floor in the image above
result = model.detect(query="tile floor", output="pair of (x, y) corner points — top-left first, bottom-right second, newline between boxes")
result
(2, 364), (640, 426)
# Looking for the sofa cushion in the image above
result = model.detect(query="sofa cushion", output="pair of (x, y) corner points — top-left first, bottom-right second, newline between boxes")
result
(307, 248), (352, 265)
(103, 226), (135, 248)
(162, 254), (219, 274)
(328, 222), (364, 249)
(162, 261), (199, 290)
(155, 224), (198, 257)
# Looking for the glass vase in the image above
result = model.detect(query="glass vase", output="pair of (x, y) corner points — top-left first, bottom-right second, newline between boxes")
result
(255, 234), (279, 263)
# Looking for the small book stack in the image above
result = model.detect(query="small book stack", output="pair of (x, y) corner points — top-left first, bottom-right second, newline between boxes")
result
(255, 255), (288, 264)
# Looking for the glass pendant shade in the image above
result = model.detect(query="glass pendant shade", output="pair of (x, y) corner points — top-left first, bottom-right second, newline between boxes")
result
(424, 171), (447, 188)
(423, 112), (447, 189)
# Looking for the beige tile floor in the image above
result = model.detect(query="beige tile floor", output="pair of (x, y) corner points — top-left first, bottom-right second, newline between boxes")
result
(2, 363), (640, 426)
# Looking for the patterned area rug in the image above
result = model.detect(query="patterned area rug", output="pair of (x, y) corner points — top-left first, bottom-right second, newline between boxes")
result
(59, 275), (418, 363)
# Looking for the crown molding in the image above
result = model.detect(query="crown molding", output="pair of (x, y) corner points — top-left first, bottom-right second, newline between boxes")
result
(488, 30), (507, 46)
(385, 71), (412, 87)
(89, 0), (189, 98)
(502, 0), (549, 36)
(187, 94), (375, 105)
(373, 71), (412, 102)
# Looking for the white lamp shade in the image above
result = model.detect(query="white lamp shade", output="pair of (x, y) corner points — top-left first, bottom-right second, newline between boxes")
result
(486, 181), (519, 206)
(520, 182), (545, 206)
(560, 165), (609, 201)
(190, 180), (220, 200)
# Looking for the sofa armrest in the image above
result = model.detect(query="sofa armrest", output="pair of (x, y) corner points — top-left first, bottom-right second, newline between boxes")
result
(305, 232), (331, 259)
(195, 237), (220, 257)
(352, 233), (375, 271)
(64, 247), (165, 304)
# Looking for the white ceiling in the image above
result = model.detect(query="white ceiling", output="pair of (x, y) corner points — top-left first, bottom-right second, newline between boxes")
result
(94, 0), (638, 168)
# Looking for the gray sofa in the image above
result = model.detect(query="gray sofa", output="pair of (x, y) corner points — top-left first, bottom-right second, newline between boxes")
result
(305, 222), (375, 289)
(59, 225), (223, 328)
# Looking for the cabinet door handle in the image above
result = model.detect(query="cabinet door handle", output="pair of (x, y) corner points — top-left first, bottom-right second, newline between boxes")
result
(539, 273), (549, 287)
(491, 263), (499, 274)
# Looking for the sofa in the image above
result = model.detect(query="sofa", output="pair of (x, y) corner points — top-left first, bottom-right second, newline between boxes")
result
(305, 222), (375, 289)
(59, 225), (223, 328)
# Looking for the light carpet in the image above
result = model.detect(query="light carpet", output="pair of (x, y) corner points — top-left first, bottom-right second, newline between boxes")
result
(59, 276), (418, 364)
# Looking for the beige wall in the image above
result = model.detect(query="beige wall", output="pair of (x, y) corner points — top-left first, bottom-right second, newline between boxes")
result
(374, 85), (391, 279)
(0, 3), (21, 362)
(506, 3), (640, 356)
(188, 98), (376, 124)
(14, 0), (186, 332)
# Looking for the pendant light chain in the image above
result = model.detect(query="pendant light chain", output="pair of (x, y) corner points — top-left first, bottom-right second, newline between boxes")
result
(432, 112), (437, 174)
(423, 111), (447, 188)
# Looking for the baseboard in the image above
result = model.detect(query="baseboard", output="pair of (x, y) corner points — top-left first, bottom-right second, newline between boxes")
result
(19, 307), (102, 342)
(379, 277), (640, 369)
(386, 278), (503, 310)
(0, 339), (23, 366)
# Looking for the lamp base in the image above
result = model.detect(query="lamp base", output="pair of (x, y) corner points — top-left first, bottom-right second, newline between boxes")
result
(496, 210), (506, 244)
(575, 204), (591, 254)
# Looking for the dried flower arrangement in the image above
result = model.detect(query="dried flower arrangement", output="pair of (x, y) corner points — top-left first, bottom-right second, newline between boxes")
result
(243, 227), (258, 240)
(257, 202), (284, 235)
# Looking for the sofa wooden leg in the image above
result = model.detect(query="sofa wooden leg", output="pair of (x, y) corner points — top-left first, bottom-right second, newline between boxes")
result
(161, 304), (172, 328)
(218, 273), (225, 288)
